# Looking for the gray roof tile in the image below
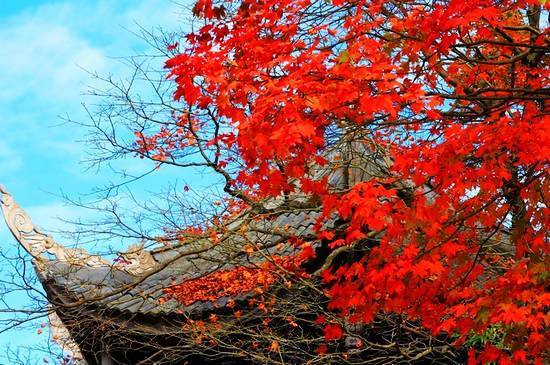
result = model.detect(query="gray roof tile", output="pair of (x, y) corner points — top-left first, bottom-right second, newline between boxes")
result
(43, 208), (332, 316)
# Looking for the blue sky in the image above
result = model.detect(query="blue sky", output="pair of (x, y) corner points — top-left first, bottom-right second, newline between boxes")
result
(0, 0), (202, 362)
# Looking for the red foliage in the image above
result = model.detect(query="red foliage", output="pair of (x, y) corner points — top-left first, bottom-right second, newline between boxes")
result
(163, 256), (305, 306)
(147, 0), (548, 362)
(324, 323), (344, 341)
(163, 265), (277, 306)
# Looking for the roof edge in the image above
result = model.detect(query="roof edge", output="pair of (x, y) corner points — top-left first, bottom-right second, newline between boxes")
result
(0, 185), (109, 269)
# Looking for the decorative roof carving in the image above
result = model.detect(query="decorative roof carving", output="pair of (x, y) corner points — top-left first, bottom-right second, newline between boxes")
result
(116, 241), (158, 276)
(0, 185), (109, 268)
(48, 309), (87, 364)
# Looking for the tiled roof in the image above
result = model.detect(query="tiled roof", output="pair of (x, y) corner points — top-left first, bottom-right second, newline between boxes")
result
(4, 141), (385, 317)
(42, 209), (328, 316)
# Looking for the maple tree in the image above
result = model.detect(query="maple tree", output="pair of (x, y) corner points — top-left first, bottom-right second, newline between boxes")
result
(87, 0), (548, 363)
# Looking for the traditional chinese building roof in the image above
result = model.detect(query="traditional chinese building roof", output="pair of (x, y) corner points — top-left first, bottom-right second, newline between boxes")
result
(0, 142), (401, 364)
(0, 185), (329, 364)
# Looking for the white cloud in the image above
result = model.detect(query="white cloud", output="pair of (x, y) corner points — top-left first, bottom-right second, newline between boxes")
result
(0, 9), (108, 103)
(0, 0), (187, 104)
(0, 0), (190, 184)
(25, 202), (85, 233)
(0, 141), (23, 174)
